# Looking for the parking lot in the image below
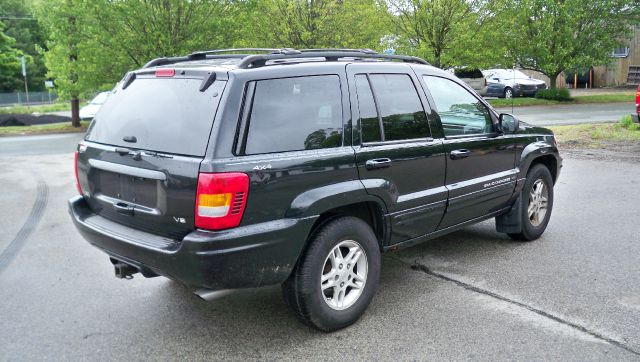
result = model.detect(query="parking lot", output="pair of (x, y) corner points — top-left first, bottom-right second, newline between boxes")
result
(1, 134), (640, 360)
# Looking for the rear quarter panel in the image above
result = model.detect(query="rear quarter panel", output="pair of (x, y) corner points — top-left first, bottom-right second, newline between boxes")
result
(201, 64), (366, 226)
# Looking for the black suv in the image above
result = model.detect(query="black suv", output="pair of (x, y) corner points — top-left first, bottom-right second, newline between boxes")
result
(69, 49), (561, 332)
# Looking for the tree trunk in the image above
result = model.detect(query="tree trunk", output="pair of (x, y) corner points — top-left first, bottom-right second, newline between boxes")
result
(70, 97), (80, 127)
(549, 71), (562, 89)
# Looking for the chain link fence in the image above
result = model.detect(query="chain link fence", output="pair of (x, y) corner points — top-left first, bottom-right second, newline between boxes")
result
(0, 91), (58, 106)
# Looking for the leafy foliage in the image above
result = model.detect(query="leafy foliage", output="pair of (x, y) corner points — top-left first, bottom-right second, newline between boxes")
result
(0, 21), (23, 90)
(84, 0), (237, 69)
(617, 115), (639, 131)
(248, 0), (390, 50)
(19, 0), (640, 114)
(494, 0), (640, 88)
(387, 0), (505, 68)
(0, 0), (48, 91)
(34, 0), (93, 100)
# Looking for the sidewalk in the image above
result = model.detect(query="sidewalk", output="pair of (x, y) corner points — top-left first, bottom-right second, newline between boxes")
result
(569, 87), (635, 96)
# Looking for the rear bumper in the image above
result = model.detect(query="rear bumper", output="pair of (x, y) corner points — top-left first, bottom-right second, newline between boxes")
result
(69, 196), (317, 290)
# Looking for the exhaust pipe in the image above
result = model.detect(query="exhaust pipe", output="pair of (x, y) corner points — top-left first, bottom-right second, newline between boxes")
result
(194, 288), (234, 302)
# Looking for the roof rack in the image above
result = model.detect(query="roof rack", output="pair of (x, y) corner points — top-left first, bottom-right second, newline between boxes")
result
(142, 48), (429, 69)
(299, 48), (378, 54)
(236, 51), (429, 69)
(142, 48), (302, 68)
(188, 48), (302, 59)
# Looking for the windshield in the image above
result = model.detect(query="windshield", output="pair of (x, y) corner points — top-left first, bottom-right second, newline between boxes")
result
(85, 77), (224, 157)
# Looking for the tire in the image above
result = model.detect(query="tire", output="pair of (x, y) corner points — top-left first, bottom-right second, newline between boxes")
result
(504, 87), (513, 99)
(282, 216), (381, 332)
(508, 164), (554, 241)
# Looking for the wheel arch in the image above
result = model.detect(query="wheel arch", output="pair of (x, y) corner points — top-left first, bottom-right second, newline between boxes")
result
(306, 201), (388, 252)
(529, 154), (558, 183)
(518, 141), (561, 184)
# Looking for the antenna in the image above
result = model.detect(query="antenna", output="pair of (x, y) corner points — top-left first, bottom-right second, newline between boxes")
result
(512, 64), (515, 114)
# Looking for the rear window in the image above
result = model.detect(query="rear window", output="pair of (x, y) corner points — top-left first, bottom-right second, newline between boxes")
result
(85, 77), (224, 157)
(243, 75), (343, 155)
(454, 68), (484, 79)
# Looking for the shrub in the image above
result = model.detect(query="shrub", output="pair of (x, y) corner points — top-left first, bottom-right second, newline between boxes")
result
(535, 88), (572, 101)
(618, 115), (639, 131)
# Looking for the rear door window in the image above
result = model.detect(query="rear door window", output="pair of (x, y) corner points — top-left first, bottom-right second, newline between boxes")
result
(354, 74), (381, 143)
(243, 75), (343, 155)
(367, 74), (430, 142)
(85, 77), (224, 157)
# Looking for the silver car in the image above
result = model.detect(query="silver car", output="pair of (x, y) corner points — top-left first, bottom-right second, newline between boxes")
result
(452, 68), (488, 96)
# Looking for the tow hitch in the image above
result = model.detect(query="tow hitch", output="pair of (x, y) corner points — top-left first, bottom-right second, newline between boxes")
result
(111, 259), (138, 279)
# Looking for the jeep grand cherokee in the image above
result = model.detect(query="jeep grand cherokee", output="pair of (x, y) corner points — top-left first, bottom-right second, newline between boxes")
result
(70, 48), (561, 332)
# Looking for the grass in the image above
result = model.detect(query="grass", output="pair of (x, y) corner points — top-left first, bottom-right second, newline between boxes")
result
(0, 102), (72, 114)
(548, 115), (640, 148)
(0, 121), (89, 136)
(489, 92), (634, 107)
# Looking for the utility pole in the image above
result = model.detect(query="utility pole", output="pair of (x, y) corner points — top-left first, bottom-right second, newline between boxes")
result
(20, 56), (30, 107)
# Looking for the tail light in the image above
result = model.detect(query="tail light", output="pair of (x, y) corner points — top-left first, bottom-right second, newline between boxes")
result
(74, 151), (83, 195)
(636, 85), (640, 113)
(195, 173), (249, 230)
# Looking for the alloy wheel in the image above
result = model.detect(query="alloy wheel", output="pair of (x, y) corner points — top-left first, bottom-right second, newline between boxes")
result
(320, 240), (368, 310)
(505, 88), (513, 99)
(528, 179), (549, 226)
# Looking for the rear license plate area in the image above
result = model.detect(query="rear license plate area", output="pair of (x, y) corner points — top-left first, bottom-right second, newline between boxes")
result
(98, 171), (157, 207)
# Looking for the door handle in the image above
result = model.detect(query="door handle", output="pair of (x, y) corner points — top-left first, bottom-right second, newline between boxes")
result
(365, 158), (392, 170)
(450, 149), (471, 160)
(114, 202), (135, 215)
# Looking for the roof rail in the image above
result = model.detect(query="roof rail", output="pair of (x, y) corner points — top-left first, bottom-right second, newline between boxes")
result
(142, 48), (429, 69)
(142, 48), (303, 68)
(299, 48), (378, 55)
(236, 51), (429, 69)
(188, 48), (297, 59)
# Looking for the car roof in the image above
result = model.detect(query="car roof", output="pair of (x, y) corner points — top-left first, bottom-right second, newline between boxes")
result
(137, 49), (434, 75)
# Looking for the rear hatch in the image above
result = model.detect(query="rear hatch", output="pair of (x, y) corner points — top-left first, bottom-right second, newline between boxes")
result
(77, 69), (226, 240)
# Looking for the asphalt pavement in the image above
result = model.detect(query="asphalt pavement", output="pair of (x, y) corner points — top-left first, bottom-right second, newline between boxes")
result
(495, 102), (634, 126)
(1, 135), (640, 360)
(0, 133), (84, 157)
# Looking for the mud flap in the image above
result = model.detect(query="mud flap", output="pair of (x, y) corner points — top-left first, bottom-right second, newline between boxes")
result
(495, 194), (523, 234)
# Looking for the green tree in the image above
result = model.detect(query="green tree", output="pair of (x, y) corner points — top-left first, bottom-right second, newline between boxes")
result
(35, 0), (96, 126)
(84, 0), (235, 72)
(387, 0), (502, 68)
(496, 0), (640, 88)
(0, 0), (48, 91)
(250, 0), (390, 50)
(0, 21), (22, 88)
(35, 0), (239, 126)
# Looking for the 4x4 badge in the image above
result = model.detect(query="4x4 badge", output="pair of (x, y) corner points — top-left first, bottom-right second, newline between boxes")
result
(253, 164), (272, 171)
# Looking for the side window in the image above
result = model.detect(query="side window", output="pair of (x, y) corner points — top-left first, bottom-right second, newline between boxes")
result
(244, 75), (343, 155)
(368, 74), (430, 141)
(354, 74), (381, 143)
(423, 76), (493, 137)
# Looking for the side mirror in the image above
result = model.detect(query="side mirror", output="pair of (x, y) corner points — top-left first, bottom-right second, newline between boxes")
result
(499, 113), (519, 133)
